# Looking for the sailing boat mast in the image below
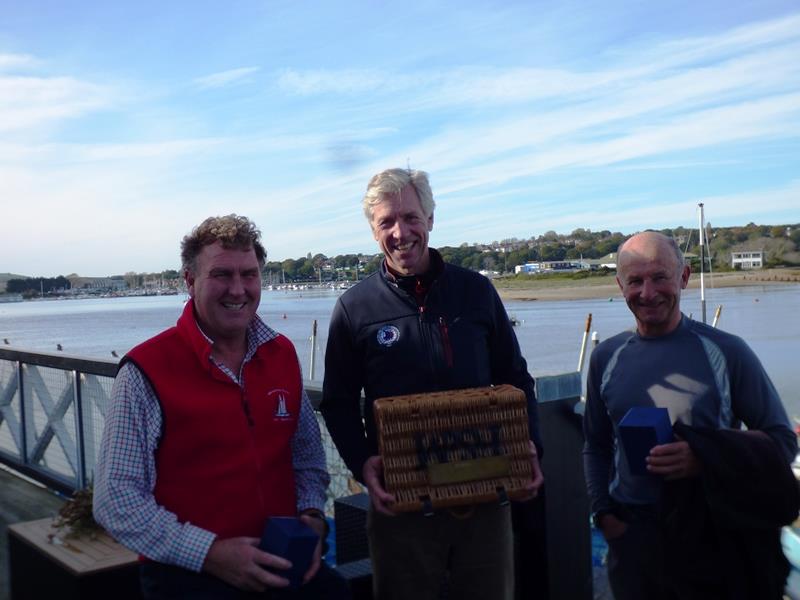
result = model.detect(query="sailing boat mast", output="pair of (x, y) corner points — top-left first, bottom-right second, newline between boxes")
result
(698, 203), (707, 324)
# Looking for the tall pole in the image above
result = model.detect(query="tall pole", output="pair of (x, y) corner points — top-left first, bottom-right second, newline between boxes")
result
(698, 203), (707, 323)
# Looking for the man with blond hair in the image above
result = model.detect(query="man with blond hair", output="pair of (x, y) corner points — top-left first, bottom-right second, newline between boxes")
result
(94, 215), (349, 599)
(321, 168), (543, 600)
(584, 231), (796, 599)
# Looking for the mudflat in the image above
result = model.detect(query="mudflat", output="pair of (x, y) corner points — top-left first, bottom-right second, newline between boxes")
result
(494, 269), (800, 302)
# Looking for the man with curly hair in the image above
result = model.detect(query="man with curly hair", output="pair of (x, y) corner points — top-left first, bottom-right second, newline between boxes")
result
(94, 215), (349, 599)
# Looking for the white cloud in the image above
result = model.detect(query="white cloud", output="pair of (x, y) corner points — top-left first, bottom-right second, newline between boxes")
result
(0, 53), (38, 70)
(649, 12), (800, 69)
(2, 10), (799, 274)
(276, 68), (396, 95)
(546, 181), (800, 233)
(193, 66), (260, 89)
(273, 15), (800, 114)
(0, 75), (112, 132)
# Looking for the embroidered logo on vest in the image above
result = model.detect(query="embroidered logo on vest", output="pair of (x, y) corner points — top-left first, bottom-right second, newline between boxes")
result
(268, 389), (292, 419)
(377, 325), (400, 347)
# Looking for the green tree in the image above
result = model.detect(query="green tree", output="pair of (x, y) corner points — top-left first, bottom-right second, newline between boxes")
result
(570, 228), (593, 241)
(281, 259), (297, 280)
(770, 226), (786, 238)
(507, 249), (530, 270)
(540, 244), (565, 261)
(595, 234), (625, 257)
(298, 261), (315, 280)
(362, 254), (383, 275)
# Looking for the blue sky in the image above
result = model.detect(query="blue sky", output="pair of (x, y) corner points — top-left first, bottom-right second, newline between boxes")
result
(2, 1), (799, 276)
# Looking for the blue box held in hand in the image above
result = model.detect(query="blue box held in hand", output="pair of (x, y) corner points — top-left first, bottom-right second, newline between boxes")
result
(259, 517), (319, 589)
(618, 407), (674, 476)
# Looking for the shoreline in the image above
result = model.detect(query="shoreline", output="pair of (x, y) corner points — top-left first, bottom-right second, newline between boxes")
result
(494, 269), (800, 302)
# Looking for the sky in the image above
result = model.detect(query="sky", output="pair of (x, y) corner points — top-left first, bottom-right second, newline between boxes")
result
(1, 1), (799, 277)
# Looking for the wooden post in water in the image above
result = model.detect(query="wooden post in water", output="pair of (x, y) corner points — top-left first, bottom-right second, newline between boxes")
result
(576, 313), (592, 372)
(309, 319), (318, 379)
(712, 305), (723, 328)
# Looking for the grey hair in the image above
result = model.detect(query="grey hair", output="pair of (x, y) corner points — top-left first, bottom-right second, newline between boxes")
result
(362, 168), (435, 222)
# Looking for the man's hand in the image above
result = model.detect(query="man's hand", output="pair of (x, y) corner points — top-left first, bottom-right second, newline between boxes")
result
(298, 513), (325, 584)
(203, 537), (291, 592)
(363, 455), (397, 515)
(597, 513), (628, 541)
(647, 439), (702, 480)
(518, 441), (544, 501)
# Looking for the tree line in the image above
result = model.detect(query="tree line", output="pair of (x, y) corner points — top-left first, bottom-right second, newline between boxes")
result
(5, 276), (71, 297)
(6, 222), (798, 289)
(263, 222), (799, 281)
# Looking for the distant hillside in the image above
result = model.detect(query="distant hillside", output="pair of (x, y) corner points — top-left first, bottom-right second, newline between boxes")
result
(0, 273), (28, 293)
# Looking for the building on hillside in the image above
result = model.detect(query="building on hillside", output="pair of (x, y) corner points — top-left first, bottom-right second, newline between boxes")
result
(731, 249), (764, 270)
(581, 252), (617, 270)
(514, 263), (534, 274)
(514, 261), (586, 274)
(67, 276), (128, 292)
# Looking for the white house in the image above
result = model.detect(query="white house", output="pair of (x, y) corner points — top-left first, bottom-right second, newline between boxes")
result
(514, 261), (585, 274)
(730, 250), (764, 270)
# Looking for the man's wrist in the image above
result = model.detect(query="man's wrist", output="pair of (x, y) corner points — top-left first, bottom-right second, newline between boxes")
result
(591, 508), (618, 529)
(299, 509), (329, 537)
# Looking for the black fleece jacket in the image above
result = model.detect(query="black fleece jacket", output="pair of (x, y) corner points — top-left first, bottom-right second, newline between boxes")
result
(320, 249), (540, 482)
(659, 422), (799, 599)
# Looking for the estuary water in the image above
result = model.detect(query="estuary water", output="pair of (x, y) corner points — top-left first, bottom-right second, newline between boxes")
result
(1, 283), (798, 416)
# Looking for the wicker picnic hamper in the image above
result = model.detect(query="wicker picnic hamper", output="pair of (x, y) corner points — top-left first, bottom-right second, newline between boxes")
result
(373, 384), (531, 513)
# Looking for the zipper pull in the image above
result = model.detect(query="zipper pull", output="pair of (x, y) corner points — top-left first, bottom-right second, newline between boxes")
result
(439, 316), (454, 368)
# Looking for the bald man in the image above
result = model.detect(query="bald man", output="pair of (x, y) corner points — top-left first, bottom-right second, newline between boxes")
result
(583, 231), (796, 599)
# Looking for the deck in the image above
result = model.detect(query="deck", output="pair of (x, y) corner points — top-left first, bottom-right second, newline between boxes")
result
(0, 465), (65, 600)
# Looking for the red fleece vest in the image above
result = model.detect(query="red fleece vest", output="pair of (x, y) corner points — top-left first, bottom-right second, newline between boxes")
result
(126, 301), (299, 538)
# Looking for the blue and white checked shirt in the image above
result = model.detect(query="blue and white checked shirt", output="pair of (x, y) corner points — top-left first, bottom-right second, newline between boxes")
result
(93, 314), (329, 572)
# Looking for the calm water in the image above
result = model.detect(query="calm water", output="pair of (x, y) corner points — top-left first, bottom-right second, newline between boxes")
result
(1, 283), (797, 415)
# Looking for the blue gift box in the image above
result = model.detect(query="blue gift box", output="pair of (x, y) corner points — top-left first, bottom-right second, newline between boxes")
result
(258, 517), (319, 589)
(618, 407), (674, 476)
